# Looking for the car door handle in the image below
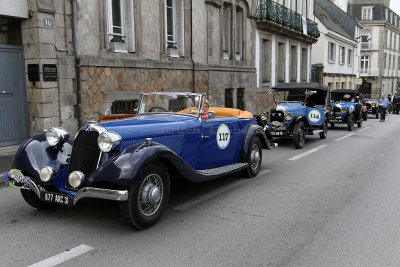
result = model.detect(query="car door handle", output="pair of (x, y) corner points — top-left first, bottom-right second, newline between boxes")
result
(201, 135), (210, 139)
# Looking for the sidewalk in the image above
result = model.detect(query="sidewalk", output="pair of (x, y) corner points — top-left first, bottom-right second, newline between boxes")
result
(0, 145), (19, 184)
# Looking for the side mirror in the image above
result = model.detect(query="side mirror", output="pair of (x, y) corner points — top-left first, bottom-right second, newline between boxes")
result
(207, 111), (216, 119)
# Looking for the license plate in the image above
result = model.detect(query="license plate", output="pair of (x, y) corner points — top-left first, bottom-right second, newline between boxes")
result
(40, 192), (73, 206)
(330, 119), (341, 123)
(271, 131), (283, 136)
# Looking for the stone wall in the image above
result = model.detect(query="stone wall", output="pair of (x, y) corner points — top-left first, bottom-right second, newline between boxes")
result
(79, 66), (209, 123)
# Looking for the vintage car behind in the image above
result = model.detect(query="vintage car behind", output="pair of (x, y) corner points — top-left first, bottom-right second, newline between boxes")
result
(3, 92), (272, 229)
(259, 83), (329, 149)
(363, 94), (380, 119)
(328, 89), (363, 131)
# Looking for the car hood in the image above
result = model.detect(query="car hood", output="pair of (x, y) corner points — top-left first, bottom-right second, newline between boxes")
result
(100, 114), (197, 140)
(276, 102), (303, 113)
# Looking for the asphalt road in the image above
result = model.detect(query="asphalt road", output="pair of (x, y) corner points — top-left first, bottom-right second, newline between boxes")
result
(1, 114), (400, 267)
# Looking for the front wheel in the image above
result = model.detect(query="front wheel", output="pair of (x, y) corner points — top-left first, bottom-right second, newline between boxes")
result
(293, 121), (306, 149)
(242, 136), (262, 178)
(319, 118), (328, 139)
(120, 162), (170, 230)
(347, 114), (354, 131)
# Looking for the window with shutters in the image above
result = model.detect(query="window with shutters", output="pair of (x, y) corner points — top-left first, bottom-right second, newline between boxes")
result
(223, 3), (232, 60)
(235, 6), (243, 60)
(165, 0), (184, 58)
(277, 42), (286, 82)
(301, 48), (307, 82)
(106, 0), (136, 53)
(290, 45), (297, 82)
(262, 39), (271, 82)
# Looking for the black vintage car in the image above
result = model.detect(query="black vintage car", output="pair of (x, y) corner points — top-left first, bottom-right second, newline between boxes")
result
(363, 94), (380, 119)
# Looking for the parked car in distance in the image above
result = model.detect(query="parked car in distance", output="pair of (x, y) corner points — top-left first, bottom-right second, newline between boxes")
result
(3, 92), (273, 230)
(363, 94), (380, 119)
(327, 89), (363, 131)
(258, 83), (329, 149)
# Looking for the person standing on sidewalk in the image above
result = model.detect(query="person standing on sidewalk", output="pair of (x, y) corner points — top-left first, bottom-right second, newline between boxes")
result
(378, 94), (390, 121)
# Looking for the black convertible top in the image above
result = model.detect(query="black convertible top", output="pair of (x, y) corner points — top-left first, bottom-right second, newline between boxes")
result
(330, 89), (359, 94)
(272, 82), (328, 91)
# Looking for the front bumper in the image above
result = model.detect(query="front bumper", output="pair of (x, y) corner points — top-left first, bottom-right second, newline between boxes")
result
(4, 172), (128, 206)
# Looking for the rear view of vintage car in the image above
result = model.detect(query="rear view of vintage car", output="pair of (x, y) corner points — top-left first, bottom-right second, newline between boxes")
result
(363, 94), (380, 119)
(327, 89), (363, 131)
(258, 83), (329, 149)
(3, 92), (272, 229)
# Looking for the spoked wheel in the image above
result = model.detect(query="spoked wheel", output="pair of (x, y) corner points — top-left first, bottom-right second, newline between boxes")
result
(293, 121), (305, 149)
(243, 136), (262, 178)
(120, 162), (170, 230)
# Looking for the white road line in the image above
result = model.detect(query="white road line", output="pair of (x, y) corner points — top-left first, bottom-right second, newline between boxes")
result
(174, 170), (271, 211)
(359, 126), (370, 132)
(28, 244), (94, 267)
(334, 133), (354, 142)
(288, 145), (328, 161)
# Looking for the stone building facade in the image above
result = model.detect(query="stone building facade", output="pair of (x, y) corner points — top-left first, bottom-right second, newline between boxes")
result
(348, 0), (400, 95)
(0, 0), (319, 146)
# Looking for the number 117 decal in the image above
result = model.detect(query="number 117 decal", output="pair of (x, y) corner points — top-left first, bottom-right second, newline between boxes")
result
(216, 124), (231, 149)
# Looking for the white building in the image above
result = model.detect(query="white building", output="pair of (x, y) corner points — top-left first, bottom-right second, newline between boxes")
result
(312, 0), (363, 90)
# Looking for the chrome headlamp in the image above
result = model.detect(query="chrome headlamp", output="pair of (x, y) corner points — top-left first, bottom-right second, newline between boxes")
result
(40, 166), (55, 182)
(97, 131), (121, 153)
(341, 107), (347, 113)
(45, 127), (69, 146)
(285, 112), (293, 121)
(326, 107), (331, 113)
(68, 171), (85, 188)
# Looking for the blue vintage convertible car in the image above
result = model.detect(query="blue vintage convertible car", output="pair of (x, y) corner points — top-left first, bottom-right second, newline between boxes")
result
(3, 92), (271, 229)
(327, 89), (363, 131)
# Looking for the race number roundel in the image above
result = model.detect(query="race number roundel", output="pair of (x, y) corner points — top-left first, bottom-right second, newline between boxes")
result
(217, 124), (230, 149)
(308, 109), (321, 123)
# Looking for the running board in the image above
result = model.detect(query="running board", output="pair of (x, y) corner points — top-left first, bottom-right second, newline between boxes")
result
(196, 163), (248, 176)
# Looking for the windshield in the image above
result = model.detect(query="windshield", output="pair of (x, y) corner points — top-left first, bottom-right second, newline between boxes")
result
(364, 94), (379, 101)
(331, 93), (358, 102)
(138, 92), (204, 117)
(275, 89), (326, 105)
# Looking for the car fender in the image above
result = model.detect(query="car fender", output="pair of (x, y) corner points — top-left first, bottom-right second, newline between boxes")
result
(290, 115), (309, 130)
(12, 134), (72, 179)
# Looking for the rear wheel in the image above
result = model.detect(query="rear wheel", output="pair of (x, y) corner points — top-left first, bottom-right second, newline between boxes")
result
(20, 189), (54, 210)
(120, 162), (170, 230)
(347, 114), (354, 131)
(293, 121), (306, 149)
(319, 118), (328, 139)
(242, 136), (262, 178)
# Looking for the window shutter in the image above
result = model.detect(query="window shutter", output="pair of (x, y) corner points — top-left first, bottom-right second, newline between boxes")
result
(176, 0), (184, 56)
(126, 0), (135, 52)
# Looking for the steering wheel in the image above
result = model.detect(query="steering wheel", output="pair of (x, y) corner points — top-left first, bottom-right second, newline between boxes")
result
(148, 106), (168, 112)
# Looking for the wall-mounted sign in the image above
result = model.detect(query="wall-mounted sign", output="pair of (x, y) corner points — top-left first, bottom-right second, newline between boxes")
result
(43, 64), (57, 81)
(43, 18), (53, 28)
(27, 64), (40, 82)
(354, 78), (363, 85)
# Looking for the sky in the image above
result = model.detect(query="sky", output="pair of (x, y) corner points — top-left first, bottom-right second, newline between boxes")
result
(391, 2), (400, 15)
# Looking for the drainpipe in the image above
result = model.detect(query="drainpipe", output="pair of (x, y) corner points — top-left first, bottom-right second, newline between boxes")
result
(72, 0), (82, 128)
(190, 1), (195, 93)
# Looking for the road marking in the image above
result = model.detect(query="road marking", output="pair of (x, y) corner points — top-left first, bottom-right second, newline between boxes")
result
(28, 244), (94, 267)
(173, 170), (271, 211)
(359, 127), (370, 132)
(334, 133), (354, 142)
(288, 145), (328, 161)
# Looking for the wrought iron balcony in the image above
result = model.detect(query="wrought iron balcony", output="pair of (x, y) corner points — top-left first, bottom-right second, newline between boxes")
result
(256, 0), (320, 39)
